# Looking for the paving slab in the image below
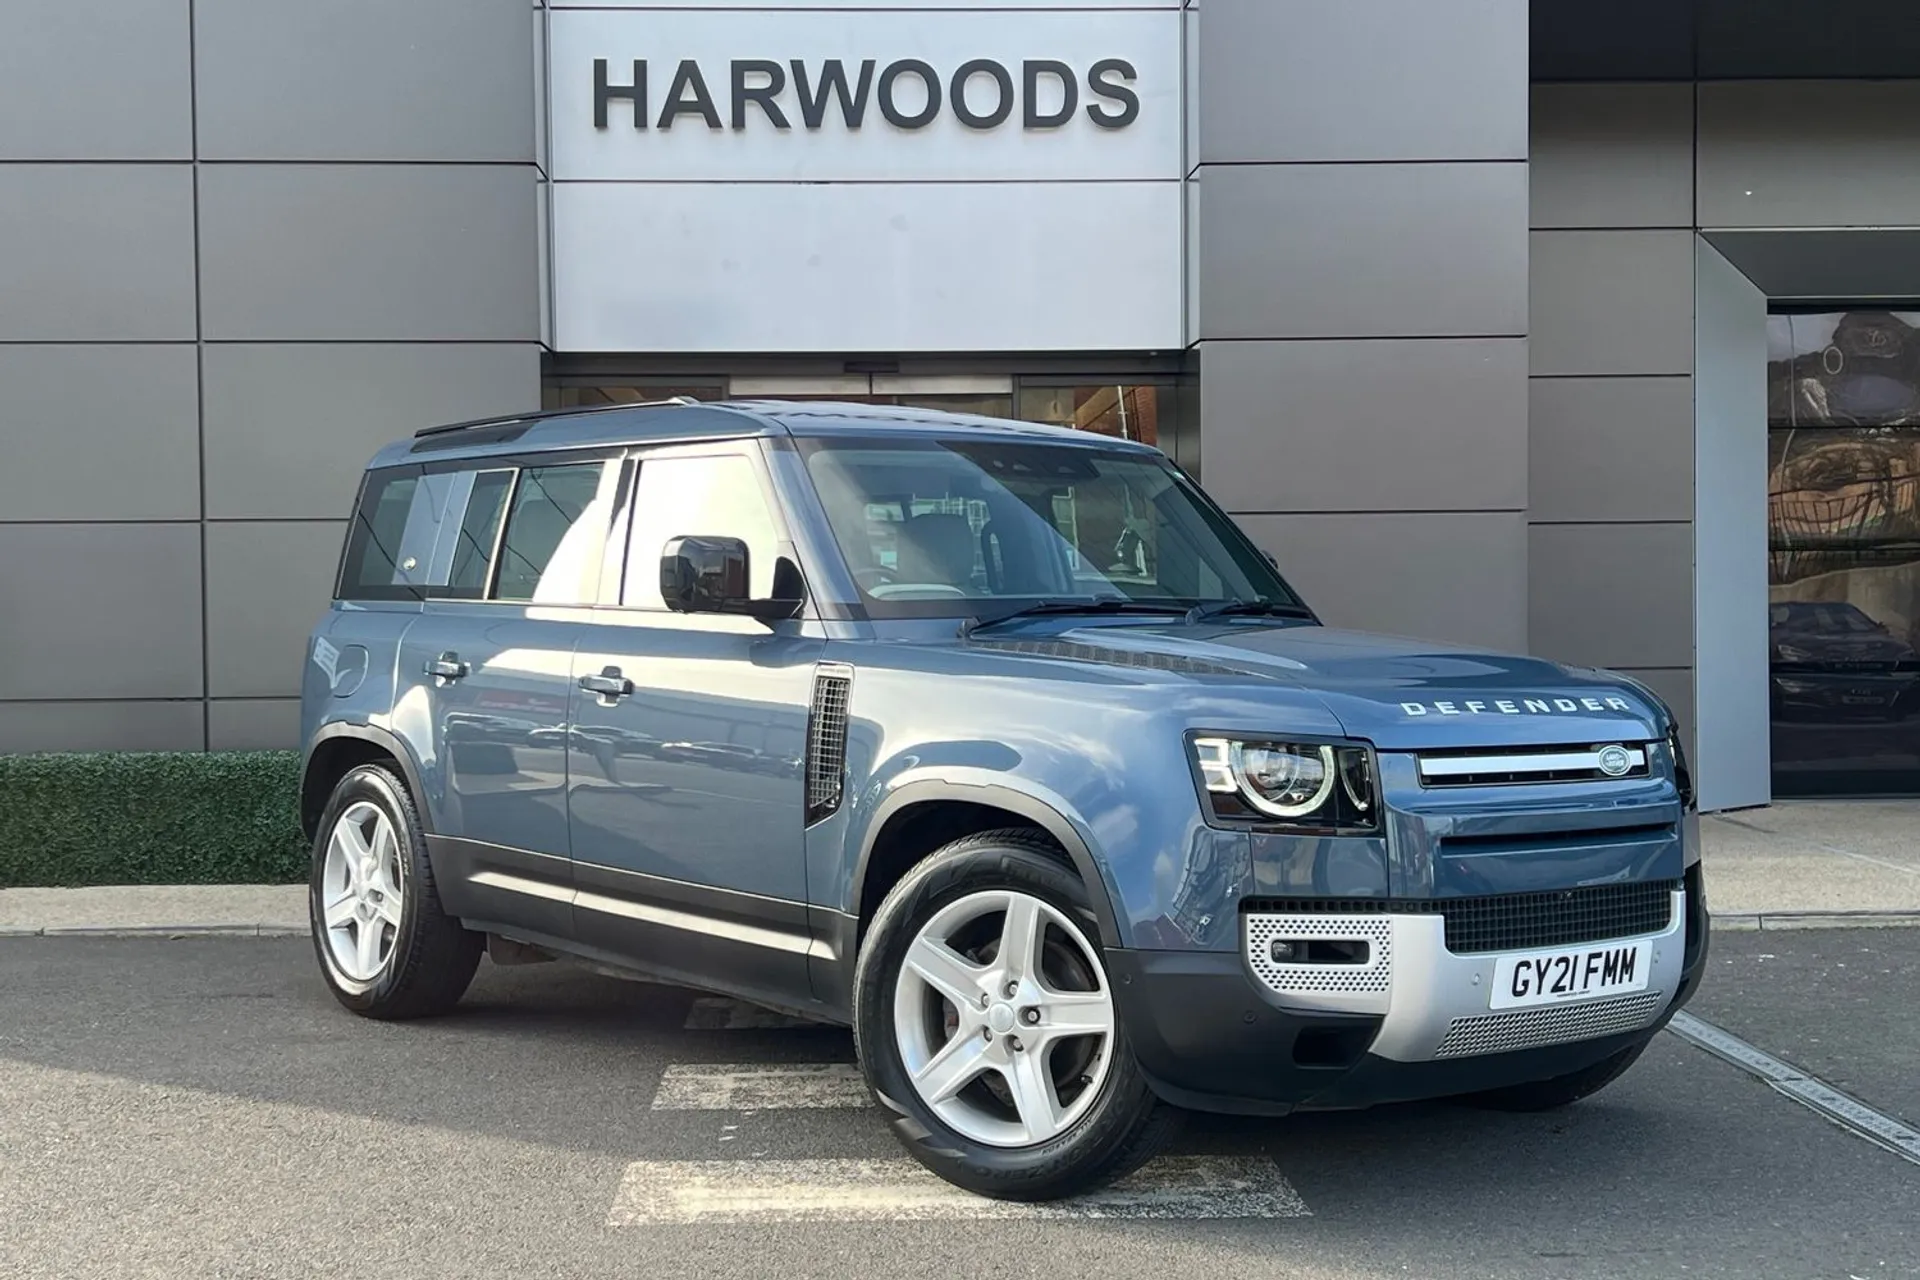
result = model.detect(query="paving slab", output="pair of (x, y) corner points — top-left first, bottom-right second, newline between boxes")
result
(1703, 799), (1920, 918)
(0, 884), (307, 936)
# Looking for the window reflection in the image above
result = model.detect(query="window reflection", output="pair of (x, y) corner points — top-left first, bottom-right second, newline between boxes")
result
(1768, 310), (1920, 796)
(1019, 385), (1160, 445)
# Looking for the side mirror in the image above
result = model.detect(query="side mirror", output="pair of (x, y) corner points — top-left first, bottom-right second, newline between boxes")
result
(659, 536), (803, 623)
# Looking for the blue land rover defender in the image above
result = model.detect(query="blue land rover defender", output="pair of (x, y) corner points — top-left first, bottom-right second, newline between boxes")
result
(300, 400), (1708, 1201)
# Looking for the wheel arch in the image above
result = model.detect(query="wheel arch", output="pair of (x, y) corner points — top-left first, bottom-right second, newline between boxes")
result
(300, 724), (433, 844)
(851, 779), (1126, 951)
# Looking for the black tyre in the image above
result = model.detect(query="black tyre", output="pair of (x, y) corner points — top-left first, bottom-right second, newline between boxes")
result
(1462, 1039), (1649, 1112)
(852, 829), (1179, 1201)
(308, 763), (483, 1020)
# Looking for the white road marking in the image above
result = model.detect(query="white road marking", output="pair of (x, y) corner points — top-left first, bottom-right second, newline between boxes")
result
(606, 1155), (1309, 1224)
(1668, 1011), (1920, 1167)
(683, 997), (824, 1030)
(651, 1063), (870, 1111)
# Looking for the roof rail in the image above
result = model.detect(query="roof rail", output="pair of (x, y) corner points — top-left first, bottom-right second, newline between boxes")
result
(411, 395), (700, 439)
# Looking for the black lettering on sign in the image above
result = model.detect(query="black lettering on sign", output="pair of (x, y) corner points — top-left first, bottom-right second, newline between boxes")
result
(1583, 951), (1604, 987)
(1086, 57), (1139, 129)
(950, 58), (1014, 129)
(792, 59), (875, 129)
(1510, 963), (1532, 999)
(878, 59), (941, 129)
(1602, 950), (1622, 984)
(731, 59), (790, 130)
(1617, 947), (1636, 983)
(1023, 59), (1078, 128)
(1550, 956), (1573, 995)
(659, 59), (722, 130)
(594, 58), (648, 129)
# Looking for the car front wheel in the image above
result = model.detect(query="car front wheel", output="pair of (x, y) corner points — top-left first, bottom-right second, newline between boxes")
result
(852, 830), (1178, 1201)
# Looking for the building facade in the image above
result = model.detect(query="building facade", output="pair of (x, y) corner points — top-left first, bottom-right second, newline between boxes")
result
(5, 0), (1920, 809)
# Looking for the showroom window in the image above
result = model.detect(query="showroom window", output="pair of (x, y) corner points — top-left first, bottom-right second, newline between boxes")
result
(1767, 308), (1920, 796)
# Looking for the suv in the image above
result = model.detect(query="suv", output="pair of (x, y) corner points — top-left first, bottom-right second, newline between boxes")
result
(300, 400), (1709, 1201)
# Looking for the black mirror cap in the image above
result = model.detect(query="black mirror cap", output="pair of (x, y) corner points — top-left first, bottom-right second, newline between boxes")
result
(659, 536), (803, 623)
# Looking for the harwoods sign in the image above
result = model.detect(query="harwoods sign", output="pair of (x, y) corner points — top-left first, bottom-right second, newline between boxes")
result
(591, 56), (1141, 132)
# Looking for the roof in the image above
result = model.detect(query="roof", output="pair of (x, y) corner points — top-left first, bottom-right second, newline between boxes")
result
(366, 398), (1162, 468)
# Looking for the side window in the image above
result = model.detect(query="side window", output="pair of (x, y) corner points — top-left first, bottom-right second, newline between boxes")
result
(622, 453), (781, 608)
(338, 467), (430, 599)
(445, 469), (515, 597)
(493, 462), (611, 603)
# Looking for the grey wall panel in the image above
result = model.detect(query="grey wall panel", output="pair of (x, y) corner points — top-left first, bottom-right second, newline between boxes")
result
(1530, 231), (1694, 377)
(1199, 339), (1527, 513)
(204, 522), (349, 698)
(197, 165), (540, 342)
(195, 0), (535, 162)
(1698, 82), (1920, 230)
(202, 344), (543, 520)
(1195, 0), (1526, 164)
(0, 524), (203, 700)
(1529, 377), (1694, 525)
(1530, 84), (1693, 230)
(209, 700), (301, 751)
(1194, 163), (1528, 341)
(0, 0), (192, 160)
(0, 166), (197, 342)
(1528, 523), (1694, 671)
(0, 346), (201, 522)
(0, 702), (205, 754)
(1692, 239), (1771, 811)
(1238, 512), (1528, 651)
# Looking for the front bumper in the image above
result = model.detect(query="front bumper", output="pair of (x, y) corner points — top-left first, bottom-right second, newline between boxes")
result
(1109, 867), (1710, 1115)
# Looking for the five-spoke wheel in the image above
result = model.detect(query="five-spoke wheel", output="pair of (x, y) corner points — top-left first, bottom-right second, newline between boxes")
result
(319, 800), (406, 985)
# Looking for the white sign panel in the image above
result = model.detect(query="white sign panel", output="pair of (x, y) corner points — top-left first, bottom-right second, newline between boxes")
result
(551, 181), (1184, 353)
(548, 8), (1182, 182)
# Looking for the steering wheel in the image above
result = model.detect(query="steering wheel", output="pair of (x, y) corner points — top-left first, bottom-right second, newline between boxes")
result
(854, 567), (899, 590)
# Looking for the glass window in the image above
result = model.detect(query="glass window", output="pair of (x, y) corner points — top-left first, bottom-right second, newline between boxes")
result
(800, 437), (1297, 617)
(543, 384), (724, 410)
(338, 468), (428, 599)
(446, 469), (515, 597)
(1019, 385), (1161, 445)
(492, 463), (611, 603)
(622, 453), (782, 608)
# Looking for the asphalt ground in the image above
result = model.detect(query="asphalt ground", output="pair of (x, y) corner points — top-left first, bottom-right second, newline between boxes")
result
(1, 932), (1915, 1280)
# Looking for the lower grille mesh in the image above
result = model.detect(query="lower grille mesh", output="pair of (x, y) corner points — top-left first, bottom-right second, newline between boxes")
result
(1245, 878), (1679, 955)
(1434, 991), (1666, 1059)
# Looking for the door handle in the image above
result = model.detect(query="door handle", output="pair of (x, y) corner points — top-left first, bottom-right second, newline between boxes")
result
(426, 652), (468, 683)
(579, 666), (634, 704)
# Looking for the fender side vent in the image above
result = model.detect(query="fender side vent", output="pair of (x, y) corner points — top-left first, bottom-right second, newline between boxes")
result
(805, 664), (853, 825)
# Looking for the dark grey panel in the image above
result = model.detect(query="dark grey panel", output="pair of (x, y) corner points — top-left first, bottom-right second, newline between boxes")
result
(1705, 228), (1920, 301)
(0, 0), (191, 160)
(1196, 0), (1526, 163)
(1198, 338), (1527, 513)
(204, 521), (348, 698)
(1530, 230), (1694, 377)
(0, 346), (200, 522)
(209, 699), (301, 751)
(0, 525), (203, 700)
(1696, 0), (1920, 79)
(1194, 163), (1528, 341)
(1529, 523), (1694, 670)
(1529, 0), (1693, 82)
(1529, 377), (1695, 524)
(197, 165), (539, 342)
(1530, 84), (1693, 230)
(0, 701), (205, 754)
(0, 166), (197, 342)
(202, 344), (543, 520)
(195, 0), (535, 162)
(1698, 82), (1920, 231)
(1238, 511), (1528, 652)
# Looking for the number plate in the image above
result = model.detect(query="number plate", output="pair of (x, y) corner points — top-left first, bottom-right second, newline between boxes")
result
(1489, 939), (1653, 1010)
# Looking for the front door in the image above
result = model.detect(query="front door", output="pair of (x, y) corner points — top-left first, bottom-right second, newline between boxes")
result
(567, 443), (822, 1006)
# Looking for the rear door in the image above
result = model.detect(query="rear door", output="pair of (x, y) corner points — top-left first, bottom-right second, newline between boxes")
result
(396, 451), (622, 941)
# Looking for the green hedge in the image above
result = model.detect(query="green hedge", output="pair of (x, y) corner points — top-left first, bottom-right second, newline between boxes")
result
(0, 751), (307, 888)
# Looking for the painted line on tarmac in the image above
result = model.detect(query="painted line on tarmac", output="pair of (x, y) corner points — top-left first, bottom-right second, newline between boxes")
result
(1668, 1011), (1920, 1167)
(651, 1063), (870, 1111)
(683, 997), (826, 1030)
(606, 1155), (1309, 1224)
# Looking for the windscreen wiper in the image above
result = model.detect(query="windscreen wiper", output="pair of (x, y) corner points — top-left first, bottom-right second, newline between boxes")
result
(960, 597), (1193, 638)
(1182, 599), (1318, 625)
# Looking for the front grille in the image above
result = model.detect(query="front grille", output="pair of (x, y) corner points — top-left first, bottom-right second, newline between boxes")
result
(1434, 991), (1666, 1058)
(1416, 743), (1654, 788)
(1244, 878), (1680, 955)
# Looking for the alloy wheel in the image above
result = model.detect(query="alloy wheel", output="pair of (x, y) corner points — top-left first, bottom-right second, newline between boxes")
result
(319, 800), (405, 985)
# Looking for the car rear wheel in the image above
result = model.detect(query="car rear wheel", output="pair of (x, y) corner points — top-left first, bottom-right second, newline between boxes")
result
(852, 829), (1178, 1201)
(309, 763), (482, 1020)
(1462, 1039), (1649, 1112)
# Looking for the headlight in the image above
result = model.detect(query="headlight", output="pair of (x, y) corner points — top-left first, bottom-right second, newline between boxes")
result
(1191, 736), (1378, 831)
(1775, 643), (1811, 662)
